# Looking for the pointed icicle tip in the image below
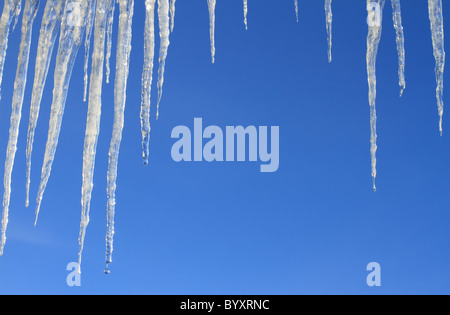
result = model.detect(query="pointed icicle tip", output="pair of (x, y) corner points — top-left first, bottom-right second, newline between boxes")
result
(243, 0), (248, 30)
(325, 0), (333, 63)
(170, 0), (176, 32)
(428, 0), (445, 137)
(34, 200), (42, 226)
(391, 0), (406, 99)
(207, 0), (216, 63)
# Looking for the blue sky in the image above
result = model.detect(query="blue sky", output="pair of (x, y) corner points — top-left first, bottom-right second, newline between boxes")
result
(0, 0), (449, 294)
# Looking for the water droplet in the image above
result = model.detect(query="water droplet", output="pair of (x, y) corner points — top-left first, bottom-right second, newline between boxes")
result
(104, 268), (110, 275)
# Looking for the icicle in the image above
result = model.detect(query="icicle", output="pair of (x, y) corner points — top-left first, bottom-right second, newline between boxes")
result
(294, 0), (298, 23)
(207, 0), (215, 63)
(391, 0), (405, 96)
(78, 0), (113, 272)
(25, 0), (65, 208)
(243, 0), (248, 30)
(141, 0), (156, 165)
(0, 0), (39, 256)
(105, 0), (115, 83)
(325, 0), (332, 62)
(155, 0), (170, 119)
(428, 0), (445, 136)
(83, 0), (96, 102)
(169, 0), (175, 32)
(0, 0), (22, 101)
(34, 0), (92, 225)
(366, 0), (385, 192)
(105, 0), (134, 274)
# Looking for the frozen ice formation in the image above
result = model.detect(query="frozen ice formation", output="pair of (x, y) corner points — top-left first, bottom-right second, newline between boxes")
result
(325, 0), (332, 62)
(391, 0), (405, 96)
(0, 1), (446, 273)
(105, 0), (134, 274)
(428, 0), (445, 135)
(366, 0), (385, 191)
(0, 0), (38, 256)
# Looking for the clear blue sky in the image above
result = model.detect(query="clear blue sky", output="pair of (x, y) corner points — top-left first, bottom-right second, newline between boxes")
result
(0, 0), (449, 294)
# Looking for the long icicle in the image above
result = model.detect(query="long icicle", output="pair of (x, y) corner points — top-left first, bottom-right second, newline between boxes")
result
(169, 0), (175, 32)
(78, 0), (113, 272)
(105, 0), (134, 274)
(155, 0), (170, 119)
(366, 0), (385, 192)
(26, 0), (66, 208)
(0, 0), (22, 101)
(83, 0), (96, 102)
(294, 0), (298, 23)
(140, 0), (156, 165)
(207, 0), (215, 63)
(325, 0), (332, 62)
(0, 0), (39, 256)
(428, 0), (445, 135)
(243, 0), (248, 30)
(34, 0), (92, 225)
(391, 0), (405, 96)
(105, 0), (115, 83)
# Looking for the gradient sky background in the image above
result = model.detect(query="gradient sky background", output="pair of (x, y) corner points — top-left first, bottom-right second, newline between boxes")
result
(0, 0), (449, 294)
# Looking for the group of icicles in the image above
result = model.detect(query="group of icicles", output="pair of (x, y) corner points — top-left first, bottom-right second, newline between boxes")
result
(0, 0), (445, 274)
